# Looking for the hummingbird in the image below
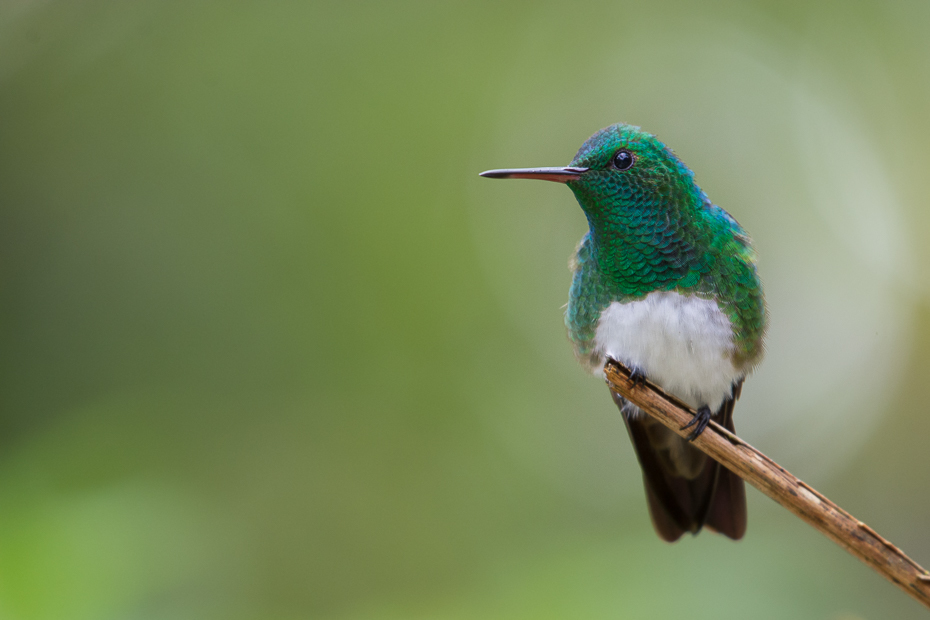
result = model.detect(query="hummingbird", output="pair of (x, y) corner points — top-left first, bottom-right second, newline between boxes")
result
(480, 123), (766, 541)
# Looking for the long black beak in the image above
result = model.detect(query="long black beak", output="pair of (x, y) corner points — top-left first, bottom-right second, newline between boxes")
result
(479, 166), (588, 183)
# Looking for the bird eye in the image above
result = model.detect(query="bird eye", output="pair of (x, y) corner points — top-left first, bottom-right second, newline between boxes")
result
(613, 150), (634, 171)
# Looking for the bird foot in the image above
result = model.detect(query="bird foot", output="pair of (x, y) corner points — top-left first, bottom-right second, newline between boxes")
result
(681, 405), (712, 441)
(629, 366), (648, 389)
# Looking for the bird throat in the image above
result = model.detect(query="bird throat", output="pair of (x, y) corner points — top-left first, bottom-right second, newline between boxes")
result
(583, 211), (704, 298)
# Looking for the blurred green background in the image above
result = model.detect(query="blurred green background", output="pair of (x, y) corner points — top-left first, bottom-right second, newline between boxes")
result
(2, 1), (930, 618)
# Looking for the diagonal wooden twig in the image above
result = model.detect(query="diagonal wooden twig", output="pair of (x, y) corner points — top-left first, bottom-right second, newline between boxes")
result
(604, 359), (930, 610)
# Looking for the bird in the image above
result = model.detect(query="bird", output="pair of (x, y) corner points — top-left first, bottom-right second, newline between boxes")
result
(480, 123), (767, 541)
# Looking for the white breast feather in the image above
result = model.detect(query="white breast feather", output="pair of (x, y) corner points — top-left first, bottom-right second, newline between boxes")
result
(592, 291), (740, 413)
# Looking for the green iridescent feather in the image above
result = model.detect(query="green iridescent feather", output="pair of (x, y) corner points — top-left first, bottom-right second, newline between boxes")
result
(563, 124), (766, 369)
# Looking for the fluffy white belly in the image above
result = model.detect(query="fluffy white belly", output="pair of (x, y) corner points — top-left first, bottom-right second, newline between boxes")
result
(593, 291), (740, 412)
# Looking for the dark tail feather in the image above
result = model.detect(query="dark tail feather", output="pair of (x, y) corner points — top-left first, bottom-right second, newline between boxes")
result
(703, 390), (747, 540)
(642, 475), (687, 542)
(704, 467), (747, 539)
(615, 391), (719, 542)
(612, 385), (746, 541)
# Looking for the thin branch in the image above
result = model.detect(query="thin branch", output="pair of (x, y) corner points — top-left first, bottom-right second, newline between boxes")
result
(604, 359), (930, 610)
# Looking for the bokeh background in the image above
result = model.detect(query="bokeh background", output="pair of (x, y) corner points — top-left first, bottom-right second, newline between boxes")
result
(1, 1), (930, 618)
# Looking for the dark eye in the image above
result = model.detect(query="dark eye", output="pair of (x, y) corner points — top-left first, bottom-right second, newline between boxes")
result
(613, 150), (634, 171)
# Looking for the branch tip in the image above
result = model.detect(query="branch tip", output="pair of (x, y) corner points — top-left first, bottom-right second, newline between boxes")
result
(602, 359), (930, 610)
